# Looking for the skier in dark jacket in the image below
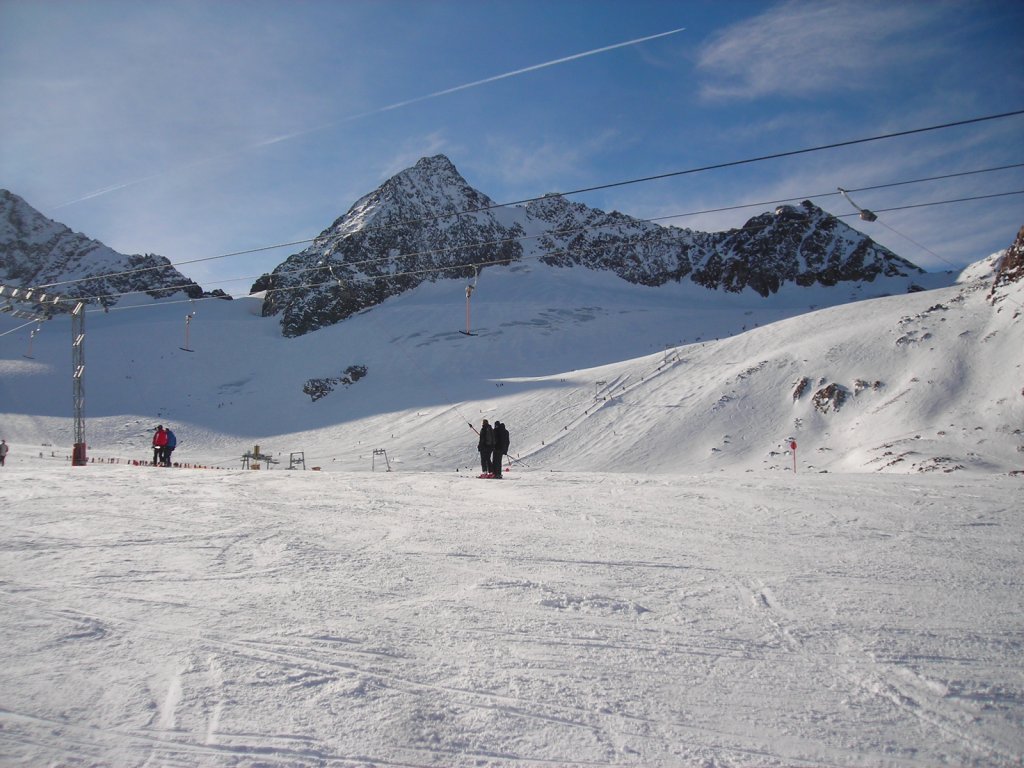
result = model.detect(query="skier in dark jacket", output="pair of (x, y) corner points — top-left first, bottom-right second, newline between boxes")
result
(477, 419), (495, 476)
(492, 421), (510, 478)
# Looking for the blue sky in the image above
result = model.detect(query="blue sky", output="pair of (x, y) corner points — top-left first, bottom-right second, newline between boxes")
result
(1, 0), (1022, 293)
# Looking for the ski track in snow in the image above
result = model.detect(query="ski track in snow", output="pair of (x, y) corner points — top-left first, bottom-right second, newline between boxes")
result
(0, 262), (1021, 765)
(0, 465), (1021, 767)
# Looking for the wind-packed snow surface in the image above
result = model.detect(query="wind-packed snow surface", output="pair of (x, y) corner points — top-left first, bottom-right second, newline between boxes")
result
(0, 253), (1022, 766)
(0, 464), (1021, 767)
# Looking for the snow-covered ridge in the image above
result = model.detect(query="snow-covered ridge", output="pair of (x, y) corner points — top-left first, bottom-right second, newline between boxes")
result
(1, 243), (1020, 474)
(1, 168), (1020, 475)
(0, 189), (220, 307)
(253, 155), (928, 337)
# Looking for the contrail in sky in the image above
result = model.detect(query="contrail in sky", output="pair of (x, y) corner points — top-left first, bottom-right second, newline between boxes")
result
(379, 26), (686, 111)
(254, 26), (687, 146)
(53, 27), (685, 208)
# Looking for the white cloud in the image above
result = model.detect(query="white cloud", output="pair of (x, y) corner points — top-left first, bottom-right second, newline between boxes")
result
(696, 0), (944, 101)
(381, 133), (456, 180)
(479, 129), (623, 198)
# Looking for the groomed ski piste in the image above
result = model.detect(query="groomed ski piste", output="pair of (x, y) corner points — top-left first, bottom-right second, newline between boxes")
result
(1, 259), (1022, 766)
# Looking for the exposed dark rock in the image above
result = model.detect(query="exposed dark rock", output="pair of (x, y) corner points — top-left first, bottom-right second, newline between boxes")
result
(991, 225), (1024, 293)
(251, 156), (924, 337)
(812, 383), (849, 414)
(0, 188), (214, 309)
(854, 379), (884, 395)
(793, 376), (811, 401)
(303, 364), (368, 401)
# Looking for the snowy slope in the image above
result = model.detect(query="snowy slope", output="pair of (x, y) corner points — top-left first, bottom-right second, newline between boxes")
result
(0, 458), (1021, 767)
(1, 249), (1022, 767)
(0, 254), (1019, 474)
(255, 156), (930, 337)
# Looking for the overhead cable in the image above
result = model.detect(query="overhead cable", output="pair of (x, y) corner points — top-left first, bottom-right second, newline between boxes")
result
(421, 110), (1024, 225)
(71, 189), (1023, 309)
(27, 110), (1024, 293)
(26, 159), (1024, 299)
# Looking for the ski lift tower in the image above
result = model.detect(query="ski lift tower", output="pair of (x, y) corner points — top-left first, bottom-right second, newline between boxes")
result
(71, 300), (86, 465)
(0, 284), (85, 464)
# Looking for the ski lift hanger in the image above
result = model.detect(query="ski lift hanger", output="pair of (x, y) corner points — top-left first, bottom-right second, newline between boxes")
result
(23, 324), (42, 359)
(180, 310), (195, 352)
(460, 265), (480, 337)
(457, 258), (516, 337)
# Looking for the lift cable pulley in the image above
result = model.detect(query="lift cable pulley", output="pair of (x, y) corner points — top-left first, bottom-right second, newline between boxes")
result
(838, 187), (878, 222)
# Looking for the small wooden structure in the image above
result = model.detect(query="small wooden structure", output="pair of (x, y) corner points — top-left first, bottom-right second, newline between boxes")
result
(241, 444), (278, 469)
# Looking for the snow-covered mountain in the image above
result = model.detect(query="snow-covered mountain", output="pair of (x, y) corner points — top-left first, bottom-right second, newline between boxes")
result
(254, 155), (928, 337)
(1, 167), (1019, 474)
(2, 247), (1022, 768)
(2, 177), (1021, 768)
(1, 228), (1019, 474)
(0, 189), (221, 308)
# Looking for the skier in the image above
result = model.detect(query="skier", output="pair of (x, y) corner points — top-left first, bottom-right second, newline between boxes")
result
(152, 426), (168, 466)
(477, 419), (495, 477)
(0, 439), (8, 467)
(164, 427), (177, 467)
(492, 422), (510, 479)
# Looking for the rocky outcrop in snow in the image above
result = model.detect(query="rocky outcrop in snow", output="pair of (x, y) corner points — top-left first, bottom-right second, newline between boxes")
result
(991, 224), (1024, 292)
(303, 365), (368, 402)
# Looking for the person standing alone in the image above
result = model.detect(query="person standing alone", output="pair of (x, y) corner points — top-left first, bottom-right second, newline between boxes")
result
(0, 439), (8, 467)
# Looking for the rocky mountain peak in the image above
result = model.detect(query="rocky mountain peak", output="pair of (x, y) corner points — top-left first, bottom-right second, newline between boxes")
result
(252, 157), (931, 336)
(717, 199), (921, 290)
(1, 189), (64, 245)
(326, 155), (496, 241)
(381, 154), (492, 211)
(255, 157), (522, 336)
(0, 189), (218, 308)
(411, 153), (461, 177)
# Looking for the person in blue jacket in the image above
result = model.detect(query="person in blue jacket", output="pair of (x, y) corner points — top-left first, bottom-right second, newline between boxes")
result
(164, 427), (177, 466)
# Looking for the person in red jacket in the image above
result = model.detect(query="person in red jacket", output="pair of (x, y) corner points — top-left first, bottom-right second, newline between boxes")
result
(152, 425), (168, 466)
